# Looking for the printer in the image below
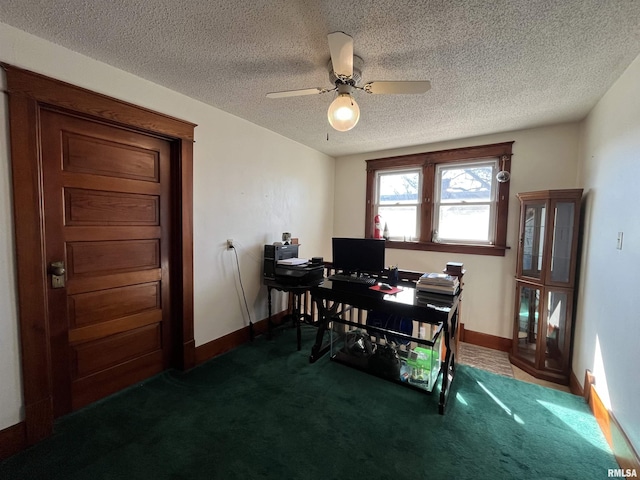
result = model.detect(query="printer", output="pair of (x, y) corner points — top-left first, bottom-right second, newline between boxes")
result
(263, 244), (324, 286)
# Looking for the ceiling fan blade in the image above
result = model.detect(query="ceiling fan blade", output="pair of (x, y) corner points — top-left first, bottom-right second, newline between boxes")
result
(364, 81), (431, 95)
(266, 87), (328, 99)
(327, 32), (353, 79)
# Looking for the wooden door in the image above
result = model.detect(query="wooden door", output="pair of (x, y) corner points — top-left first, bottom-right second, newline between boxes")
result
(4, 64), (195, 446)
(40, 109), (173, 416)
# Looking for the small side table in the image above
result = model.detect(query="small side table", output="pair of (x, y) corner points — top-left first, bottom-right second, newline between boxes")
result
(264, 279), (320, 350)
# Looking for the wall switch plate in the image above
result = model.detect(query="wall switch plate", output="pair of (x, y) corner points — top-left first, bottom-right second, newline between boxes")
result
(616, 232), (623, 250)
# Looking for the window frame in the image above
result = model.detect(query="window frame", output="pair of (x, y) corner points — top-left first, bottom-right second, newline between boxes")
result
(365, 142), (513, 257)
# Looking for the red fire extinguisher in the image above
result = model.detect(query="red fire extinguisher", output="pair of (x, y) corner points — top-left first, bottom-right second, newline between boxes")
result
(374, 214), (383, 239)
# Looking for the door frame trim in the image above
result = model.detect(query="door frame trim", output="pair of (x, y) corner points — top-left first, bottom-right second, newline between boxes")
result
(2, 64), (196, 444)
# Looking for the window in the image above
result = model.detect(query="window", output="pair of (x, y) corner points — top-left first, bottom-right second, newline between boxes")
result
(365, 142), (513, 256)
(376, 169), (421, 241)
(433, 160), (498, 244)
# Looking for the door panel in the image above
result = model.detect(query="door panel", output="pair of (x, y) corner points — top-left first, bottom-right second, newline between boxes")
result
(64, 188), (160, 225)
(40, 108), (172, 417)
(70, 350), (164, 411)
(66, 239), (160, 277)
(63, 132), (160, 182)
(72, 323), (162, 378)
(69, 282), (160, 327)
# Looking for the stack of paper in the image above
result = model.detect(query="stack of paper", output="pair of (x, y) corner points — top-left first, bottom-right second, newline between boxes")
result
(416, 272), (459, 295)
(276, 258), (308, 266)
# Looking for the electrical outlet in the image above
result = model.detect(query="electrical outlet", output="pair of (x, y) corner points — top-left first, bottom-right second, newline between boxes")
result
(227, 239), (234, 249)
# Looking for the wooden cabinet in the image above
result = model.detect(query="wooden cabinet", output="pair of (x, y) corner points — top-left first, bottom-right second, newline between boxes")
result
(509, 189), (582, 384)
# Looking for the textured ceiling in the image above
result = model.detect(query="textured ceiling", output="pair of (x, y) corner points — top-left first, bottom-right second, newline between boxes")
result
(1, 0), (640, 157)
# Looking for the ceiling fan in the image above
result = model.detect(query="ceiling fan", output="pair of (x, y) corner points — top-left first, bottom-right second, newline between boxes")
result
(266, 32), (431, 132)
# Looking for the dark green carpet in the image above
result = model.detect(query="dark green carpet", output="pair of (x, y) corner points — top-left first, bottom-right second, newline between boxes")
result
(1, 325), (617, 479)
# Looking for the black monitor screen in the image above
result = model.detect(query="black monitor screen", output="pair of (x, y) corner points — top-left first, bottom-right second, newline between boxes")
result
(332, 237), (386, 274)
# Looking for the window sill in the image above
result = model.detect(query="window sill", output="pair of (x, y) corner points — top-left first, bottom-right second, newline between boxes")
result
(384, 240), (509, 257)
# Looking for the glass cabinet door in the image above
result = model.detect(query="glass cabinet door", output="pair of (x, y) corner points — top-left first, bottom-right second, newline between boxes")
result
(543, 289), (570, 371)
(520, 202), (546, 280)
(549, 201), (576, 285)
(514, 283), (541, 365)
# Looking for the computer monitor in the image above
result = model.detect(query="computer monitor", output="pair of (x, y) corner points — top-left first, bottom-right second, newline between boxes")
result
(332, 237), (386, 275)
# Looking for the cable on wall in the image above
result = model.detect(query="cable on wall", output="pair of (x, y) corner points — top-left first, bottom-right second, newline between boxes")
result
(231, 246), (254, 341)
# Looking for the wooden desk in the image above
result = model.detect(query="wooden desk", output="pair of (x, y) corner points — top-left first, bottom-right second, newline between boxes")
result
(310, 279), (460, 414)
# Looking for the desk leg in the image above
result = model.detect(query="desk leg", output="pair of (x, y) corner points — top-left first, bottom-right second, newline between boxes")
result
(439, 309), (458, 414)
(267, 287), (273, 340)
(309, 298), (339, 363)
(294, 293), (302, 351)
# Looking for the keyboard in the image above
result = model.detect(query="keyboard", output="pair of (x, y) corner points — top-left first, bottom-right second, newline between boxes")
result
(328, 274), (376, 286)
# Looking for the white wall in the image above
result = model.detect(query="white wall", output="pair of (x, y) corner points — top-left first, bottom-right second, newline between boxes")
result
(0, 35), (22, 437)
(0, 23), (335, 430)
(574, 52), (640, 453)
(334, 124), (581, 339)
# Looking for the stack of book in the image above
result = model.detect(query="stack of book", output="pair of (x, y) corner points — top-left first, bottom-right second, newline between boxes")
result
(416, 272), (460, 295)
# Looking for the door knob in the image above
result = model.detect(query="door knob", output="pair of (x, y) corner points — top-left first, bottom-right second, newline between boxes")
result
(49, 261), (65, 288)
(49, 262), (65, 276)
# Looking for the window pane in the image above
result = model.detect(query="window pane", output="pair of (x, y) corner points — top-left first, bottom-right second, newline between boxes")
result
(379, 172), (419, 205)
(378, 206), (417, 240)
(440, 165), (494, 203)
(437, 205), (490, 242)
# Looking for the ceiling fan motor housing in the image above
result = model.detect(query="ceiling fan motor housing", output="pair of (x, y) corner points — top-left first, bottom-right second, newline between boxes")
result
(328, 55), (364, 86)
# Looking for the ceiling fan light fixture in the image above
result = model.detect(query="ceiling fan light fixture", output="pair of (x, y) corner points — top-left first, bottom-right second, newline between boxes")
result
(267, 32), (430, 132)
(327, 93), (360, 131)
